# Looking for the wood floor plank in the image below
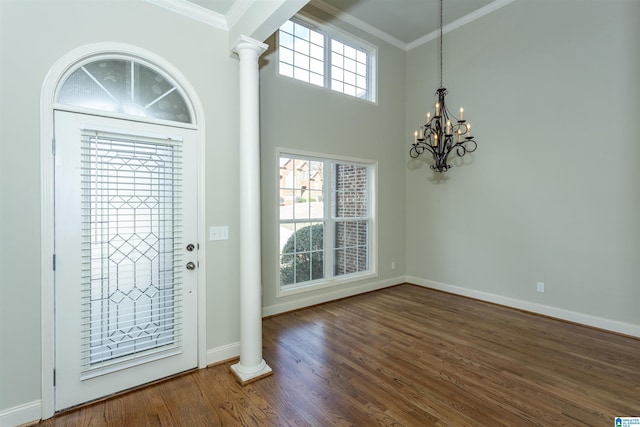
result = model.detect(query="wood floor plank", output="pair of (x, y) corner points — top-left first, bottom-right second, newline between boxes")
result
(35, 284), (640, 426)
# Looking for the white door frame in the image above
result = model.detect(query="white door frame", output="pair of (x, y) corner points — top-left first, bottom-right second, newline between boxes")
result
(40, 43), (207, 419)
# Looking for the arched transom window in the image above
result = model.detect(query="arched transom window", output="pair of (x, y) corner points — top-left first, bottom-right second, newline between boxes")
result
(57, 58), (193, 124)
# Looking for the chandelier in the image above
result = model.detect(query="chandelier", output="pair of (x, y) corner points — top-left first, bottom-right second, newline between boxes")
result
(410, 0), (477, 172)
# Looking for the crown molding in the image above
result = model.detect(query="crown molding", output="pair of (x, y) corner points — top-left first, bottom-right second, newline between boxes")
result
(225, 0), (256, 29)
(145, 0), (229, 30)
(406, 0), (516, 51)
(309, 0), (406, 50)
(311, 0), (515, 52)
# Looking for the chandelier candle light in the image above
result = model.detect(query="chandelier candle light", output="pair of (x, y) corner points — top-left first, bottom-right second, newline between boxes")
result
(410, 0), (477, 172)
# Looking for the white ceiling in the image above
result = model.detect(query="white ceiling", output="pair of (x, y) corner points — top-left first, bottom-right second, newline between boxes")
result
(183, 0), (512, 50)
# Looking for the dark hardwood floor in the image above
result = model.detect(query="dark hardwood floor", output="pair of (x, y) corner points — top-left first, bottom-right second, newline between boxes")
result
(35, 284), (640, 426)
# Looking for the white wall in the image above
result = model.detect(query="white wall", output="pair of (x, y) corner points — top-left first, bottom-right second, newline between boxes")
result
(405, 0), (640, 329)
(0, 0), (243, 416)
(259, 3), (407, 314)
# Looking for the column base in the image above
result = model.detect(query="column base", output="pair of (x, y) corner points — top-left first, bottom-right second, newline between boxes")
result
(230, 360), (273, 386)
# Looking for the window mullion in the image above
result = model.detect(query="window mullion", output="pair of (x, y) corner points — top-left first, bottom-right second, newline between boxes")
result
(324, 34), (331, 90)
(324, 159), (334, 280)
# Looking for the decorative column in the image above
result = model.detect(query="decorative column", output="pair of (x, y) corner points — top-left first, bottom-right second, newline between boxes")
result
(230, 35), (272, 385)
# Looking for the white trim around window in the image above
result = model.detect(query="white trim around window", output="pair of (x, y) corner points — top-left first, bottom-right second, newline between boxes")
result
(276, 148), (378, 297)
(277, 13), (378, 103)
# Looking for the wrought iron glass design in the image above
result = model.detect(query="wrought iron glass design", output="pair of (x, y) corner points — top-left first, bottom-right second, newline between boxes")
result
(80, 129), (183, 372)
(59, 60), (192, 123)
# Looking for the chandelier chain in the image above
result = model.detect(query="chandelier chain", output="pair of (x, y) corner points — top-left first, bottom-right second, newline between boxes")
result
(440, 0), (443, 88)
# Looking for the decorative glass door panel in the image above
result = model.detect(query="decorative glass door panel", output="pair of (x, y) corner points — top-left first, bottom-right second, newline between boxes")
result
(82, 128), (182, 374)
(54, 111), (198, 410)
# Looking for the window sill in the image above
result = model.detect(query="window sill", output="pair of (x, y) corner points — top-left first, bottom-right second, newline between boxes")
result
(277, 271), (378, 298)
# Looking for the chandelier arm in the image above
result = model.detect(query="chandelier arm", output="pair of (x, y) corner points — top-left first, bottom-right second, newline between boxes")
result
(410, 142), (437, 159)
(461, 139), (477, 153)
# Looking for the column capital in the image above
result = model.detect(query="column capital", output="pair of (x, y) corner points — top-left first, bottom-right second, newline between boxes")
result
(232, 35), (268, 57)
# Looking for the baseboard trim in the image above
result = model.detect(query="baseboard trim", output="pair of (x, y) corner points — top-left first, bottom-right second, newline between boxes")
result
(407, 276), (640, 338)
(0, 400), (41, 427)
(262, 276), (405, 317)
(206, 342), (240, 366)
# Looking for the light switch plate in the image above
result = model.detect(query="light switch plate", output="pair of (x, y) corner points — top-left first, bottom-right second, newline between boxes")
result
(209, 226), (229, 241)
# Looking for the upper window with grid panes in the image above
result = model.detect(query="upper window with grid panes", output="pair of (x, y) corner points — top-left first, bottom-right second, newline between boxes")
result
(278, 18), (376, 102)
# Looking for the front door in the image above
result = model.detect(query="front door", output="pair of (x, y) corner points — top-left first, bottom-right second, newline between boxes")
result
(54, 110), (198, 411)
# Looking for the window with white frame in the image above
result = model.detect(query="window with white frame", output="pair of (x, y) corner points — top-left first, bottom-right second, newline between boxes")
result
(278, 152), (375, 292)
(278, 18), (376, 102)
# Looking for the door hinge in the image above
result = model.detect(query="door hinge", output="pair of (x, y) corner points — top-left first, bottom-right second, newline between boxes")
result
(52, 137), (56, 156)
(52, 254), (56, 271)
(53, 369), (56, 386)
